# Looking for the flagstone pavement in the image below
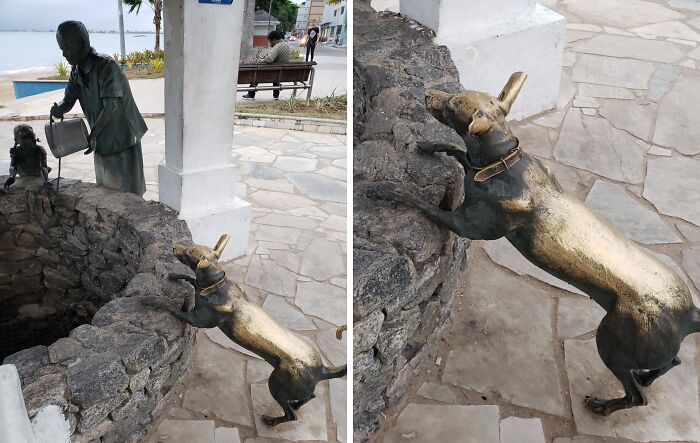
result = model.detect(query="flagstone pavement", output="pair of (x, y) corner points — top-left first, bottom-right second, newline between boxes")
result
(370, 0), (700, 442)
(0, 120), (348, 443)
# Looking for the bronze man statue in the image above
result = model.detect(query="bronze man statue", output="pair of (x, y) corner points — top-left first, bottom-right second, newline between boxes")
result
(50, 20), (147, 195)
(371, 72), (700, 416)
(4, 124), (51, 192)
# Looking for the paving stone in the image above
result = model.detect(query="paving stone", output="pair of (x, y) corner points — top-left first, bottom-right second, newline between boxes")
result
(670, 0), (700, 11)
(332, 158), (347, 169)
(329, 378), (347, 442)
(311, 145), (347, 159)
(604, 26), (634, 36)
(384, 404), (500, 443)
(573, 54), (656, 89)
(256, 213), (318, 230)
(482, 238), (586, 296)
(299, 236), (345, 281)
(557, 296), (606, 339)
(269, 250), (301, 273)
(317, 327), (347, 367)
(580, 108), (597, 116)
(572, 35), (685, 63)
(271, 156), (317, 172)
(500, 417), (546, 443)
(245, 255), (298, 298)
(443, 262), (565, 416)
(668, 37), (698, 46)
(247, 358), (273, 384)
(677, 223), (700, 242)
(183, 336), (252, 427)
(577, 84), (636, 100)
(567, 23), (602, 32)
(584, 180), (681, 244)
(251, 383), (327, 441)
(215, 427), (242, 443)
(631, 21), (700, 40)
(643, 157), (700, 226)
(572, 96), (600, 108)
(287, 173), (347, 203)
(416, 382), (457, 403)
(262, 295), (316, 331)
(653, 72), (700, 155)
(533, 109), (567, 129)
(244, 178), (296, 193)
(511, 124), (552, 158)
(295, 281), (346, 326)
(682, 246), (700, 291)
(647, 146), (672, 156)
(249, 191), (317, 211)
(320, 215), (347, 232)
(557, 72), (577, 109)
(565, 337), (700, 441)
(553, 109), (648, 184)
(316, 166), (347, 181)
(254, 225), (301, 244)
(678, 59), (697, 69)
(233, 147), (277, 163)
(598, 100), (655, 141)
(567, 30), (596, 44)
(562, 0), (685, 29)
(689, 45), (700, 59)
(156, 419), (216, 443)
(205, 328), (262, 360)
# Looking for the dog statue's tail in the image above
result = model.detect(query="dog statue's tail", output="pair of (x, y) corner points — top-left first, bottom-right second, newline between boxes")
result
(320, 325), (347, 380)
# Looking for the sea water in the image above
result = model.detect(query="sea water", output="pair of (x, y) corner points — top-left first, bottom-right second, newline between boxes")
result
(0, 31), (162, 74)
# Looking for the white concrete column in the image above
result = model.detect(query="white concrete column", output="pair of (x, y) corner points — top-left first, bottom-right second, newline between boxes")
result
(400, 0), (566, 120)
(0, 365), (35, 443)
(160, 0), (251, 260)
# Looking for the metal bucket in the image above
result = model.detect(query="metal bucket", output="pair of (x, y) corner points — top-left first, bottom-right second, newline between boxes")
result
(44, 115), (89, 159)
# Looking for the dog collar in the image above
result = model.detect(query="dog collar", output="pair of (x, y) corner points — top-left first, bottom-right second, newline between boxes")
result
(199, 277), (227, 296)
(470, 143), (523, 183)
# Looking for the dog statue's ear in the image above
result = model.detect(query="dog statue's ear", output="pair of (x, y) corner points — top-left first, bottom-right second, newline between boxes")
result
(468, 111), (493, 135)
(213, 234), (230, 259)
(197, 258), (211, 271)
(497, 72), (528, 116)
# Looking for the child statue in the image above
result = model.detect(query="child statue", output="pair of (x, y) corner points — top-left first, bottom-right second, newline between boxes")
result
(3, 124), (51, 192)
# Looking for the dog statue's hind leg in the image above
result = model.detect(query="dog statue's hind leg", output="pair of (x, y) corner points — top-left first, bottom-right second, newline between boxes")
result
(634, 356), (681, 387)
(585, 366), (646, 416)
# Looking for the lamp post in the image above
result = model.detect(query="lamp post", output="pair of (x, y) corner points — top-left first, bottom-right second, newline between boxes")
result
(267, 0), (273, 34)
(117, 0), (126, 63)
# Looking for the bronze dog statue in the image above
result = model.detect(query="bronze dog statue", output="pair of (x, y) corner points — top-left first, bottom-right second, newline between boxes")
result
(143, 234), (346, 426)
(370, 72), (700, 416)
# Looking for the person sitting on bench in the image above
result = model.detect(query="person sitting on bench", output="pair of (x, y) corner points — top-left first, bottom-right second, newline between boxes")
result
(242, 30), (292, 101)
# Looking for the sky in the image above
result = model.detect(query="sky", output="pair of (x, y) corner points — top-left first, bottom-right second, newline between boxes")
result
(0, 0), (308, 32)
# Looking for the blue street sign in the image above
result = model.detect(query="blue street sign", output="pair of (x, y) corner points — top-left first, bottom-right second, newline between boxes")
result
(199, 0), (234, 4)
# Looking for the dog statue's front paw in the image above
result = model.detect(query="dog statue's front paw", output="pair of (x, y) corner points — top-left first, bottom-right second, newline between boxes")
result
(584, 396), (612, 416)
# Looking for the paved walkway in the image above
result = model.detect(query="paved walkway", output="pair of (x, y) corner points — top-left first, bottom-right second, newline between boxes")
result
(373, 0), (700, 442)
(0, 45), (347, 118)
(0, 120), (348, 443)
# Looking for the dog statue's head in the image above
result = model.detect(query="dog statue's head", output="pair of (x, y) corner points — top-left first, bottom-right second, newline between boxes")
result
(425, 72), (527, 139)
(173, 234), (230, 275)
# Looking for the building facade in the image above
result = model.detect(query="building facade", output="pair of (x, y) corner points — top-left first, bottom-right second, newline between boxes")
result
(319, 0), (347, 46)
(295, 1), (311, 36)
(253, 10), (280, 47)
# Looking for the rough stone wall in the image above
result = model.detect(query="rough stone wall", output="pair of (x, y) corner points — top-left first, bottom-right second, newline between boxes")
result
(0, 177), (197, 442)
(353, 2), (470, 441)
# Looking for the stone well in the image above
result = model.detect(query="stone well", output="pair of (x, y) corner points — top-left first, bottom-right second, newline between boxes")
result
(353, 2), (470, 440)
(0, 177), (197, 442)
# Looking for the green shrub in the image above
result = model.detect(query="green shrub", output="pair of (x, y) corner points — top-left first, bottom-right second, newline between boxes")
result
(150, 59), (165, 72)
(53, 60), (69, 76)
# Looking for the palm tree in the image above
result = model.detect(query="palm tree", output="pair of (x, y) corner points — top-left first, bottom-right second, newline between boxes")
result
(123, 0), (163, 51)
(327, 0), (342, 4)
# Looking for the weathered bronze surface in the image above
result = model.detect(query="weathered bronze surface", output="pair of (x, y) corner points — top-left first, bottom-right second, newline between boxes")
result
(143, 235), (347, 426)
(370, 72), (700, 416)
(4, 124), (51, 192)
(50, 20), (147, 195)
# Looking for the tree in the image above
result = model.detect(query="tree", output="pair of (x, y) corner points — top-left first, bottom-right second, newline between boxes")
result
(123, 0), (163, 51)
(240, 0), (256, 61)
(327, 0), (342, 4)
(254, 0), (299, 33)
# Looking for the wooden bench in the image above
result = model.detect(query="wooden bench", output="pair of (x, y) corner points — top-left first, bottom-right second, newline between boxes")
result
(237, 62), (317, 99)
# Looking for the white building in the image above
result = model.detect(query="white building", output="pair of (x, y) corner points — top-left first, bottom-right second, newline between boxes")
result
(253, 10), (280, 47)
(319, 0), (347, 46)
(295, 1), (311, 37)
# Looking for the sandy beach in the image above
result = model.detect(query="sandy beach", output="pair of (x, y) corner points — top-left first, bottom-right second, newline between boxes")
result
(0, 69), (53, 104)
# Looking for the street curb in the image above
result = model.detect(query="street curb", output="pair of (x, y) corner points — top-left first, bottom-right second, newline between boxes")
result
(0, 112), (347, 135)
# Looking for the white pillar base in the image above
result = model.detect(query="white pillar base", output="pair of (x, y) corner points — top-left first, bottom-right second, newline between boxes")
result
(159, 162), (251, 261)
(180, 197), (251, 262)
(401, 1), (566, 120)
